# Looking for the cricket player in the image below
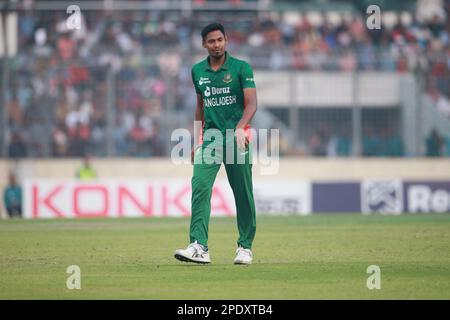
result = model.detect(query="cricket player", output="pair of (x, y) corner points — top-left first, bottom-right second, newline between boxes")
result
(174, 23), (258, 265)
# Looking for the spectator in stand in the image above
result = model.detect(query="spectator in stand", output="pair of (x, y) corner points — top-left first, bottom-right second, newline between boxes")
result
(8, 132), (28, 159)
(309, 123), (330, 156)
(426, 128), (444, 156)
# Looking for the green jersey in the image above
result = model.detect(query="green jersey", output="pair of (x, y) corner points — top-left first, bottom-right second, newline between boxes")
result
(191, 51), (256, 139)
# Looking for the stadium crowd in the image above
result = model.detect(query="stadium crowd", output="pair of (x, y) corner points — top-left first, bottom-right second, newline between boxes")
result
(5, 1), (450, 158)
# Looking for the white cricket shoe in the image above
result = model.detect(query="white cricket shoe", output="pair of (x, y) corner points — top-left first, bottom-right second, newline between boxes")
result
(174, 241), (211, 264)
(234, 247), (253, 265)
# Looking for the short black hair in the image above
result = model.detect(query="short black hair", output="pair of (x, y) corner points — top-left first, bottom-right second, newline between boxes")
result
(201, 23), (225, 42)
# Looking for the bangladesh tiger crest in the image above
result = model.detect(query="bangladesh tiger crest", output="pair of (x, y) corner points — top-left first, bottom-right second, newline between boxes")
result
(223, 73), (232, 83)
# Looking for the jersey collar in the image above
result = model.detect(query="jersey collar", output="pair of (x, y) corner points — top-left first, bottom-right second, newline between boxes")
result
(205, 51), (230, 72)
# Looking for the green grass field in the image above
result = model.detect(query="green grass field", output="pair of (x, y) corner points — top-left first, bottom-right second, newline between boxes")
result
(0, 214), (449, 299)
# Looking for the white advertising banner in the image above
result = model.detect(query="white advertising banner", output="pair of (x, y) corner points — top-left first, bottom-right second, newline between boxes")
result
(253, 181), (311, 216)
(23, 179), (312, 219)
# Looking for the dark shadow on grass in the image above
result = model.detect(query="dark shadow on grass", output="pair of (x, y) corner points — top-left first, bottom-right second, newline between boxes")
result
(157, 262), (301, 268)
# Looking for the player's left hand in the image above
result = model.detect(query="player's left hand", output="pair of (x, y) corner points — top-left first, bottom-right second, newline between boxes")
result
(235, 128), (249, 152)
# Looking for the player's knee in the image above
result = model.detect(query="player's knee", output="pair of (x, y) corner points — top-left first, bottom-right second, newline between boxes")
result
(192, 178), (212, 193)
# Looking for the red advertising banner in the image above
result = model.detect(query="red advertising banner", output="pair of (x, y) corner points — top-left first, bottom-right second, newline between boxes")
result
(24, 179), (235, 219)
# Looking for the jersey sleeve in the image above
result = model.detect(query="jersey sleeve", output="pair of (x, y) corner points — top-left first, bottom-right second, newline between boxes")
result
(240, 61), (256, 89)
(191, 68), (201, 94)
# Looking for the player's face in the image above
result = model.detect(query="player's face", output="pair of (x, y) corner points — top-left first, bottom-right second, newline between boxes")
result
(203, 30), (227, 59)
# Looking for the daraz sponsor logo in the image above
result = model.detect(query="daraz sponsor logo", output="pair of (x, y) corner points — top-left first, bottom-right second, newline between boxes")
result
(203, 86), (231, 96)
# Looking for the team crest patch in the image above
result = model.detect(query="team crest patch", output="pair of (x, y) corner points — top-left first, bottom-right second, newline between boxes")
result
(223, 73), (232, 83)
